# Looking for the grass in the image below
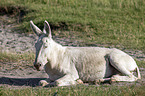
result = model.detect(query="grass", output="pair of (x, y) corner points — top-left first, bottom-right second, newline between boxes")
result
(136, 60), (145, 68)
(0, 51), (35, 71)
(0, 51), (34, 63)
(0, 85), (145, 96)
(0, 0), (145, 51)
(0, 51), (145, 96)
(0, 0), (145, 95)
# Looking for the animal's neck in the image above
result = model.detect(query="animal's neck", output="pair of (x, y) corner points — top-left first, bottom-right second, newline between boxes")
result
(48, 41), (66, 68)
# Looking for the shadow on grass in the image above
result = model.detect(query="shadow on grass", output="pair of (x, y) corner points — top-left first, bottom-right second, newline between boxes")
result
(0, 77), (47, 87)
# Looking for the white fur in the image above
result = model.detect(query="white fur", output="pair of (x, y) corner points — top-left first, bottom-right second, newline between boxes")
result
(30, 20), (141, 87)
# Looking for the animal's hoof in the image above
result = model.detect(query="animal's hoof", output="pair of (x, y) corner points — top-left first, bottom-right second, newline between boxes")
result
(76, 79), (83, 84)
(39, 80), (49, 87)
(110, 79), (116, 84)
(94, 79), (102, 85)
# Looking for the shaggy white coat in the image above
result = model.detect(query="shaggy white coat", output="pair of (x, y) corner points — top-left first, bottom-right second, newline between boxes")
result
(30, 20), (141, 86)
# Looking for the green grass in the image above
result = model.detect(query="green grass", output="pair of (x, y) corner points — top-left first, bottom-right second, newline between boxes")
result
(136, 60), (145, 68)
(0, 51), (34, 65)
(0, 85), (145, 96)
(0, 0), (145, 51)
(0, 1), (145, 95)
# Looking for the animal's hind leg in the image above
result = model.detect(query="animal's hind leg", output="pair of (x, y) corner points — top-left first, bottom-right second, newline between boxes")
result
(108, 50), (138, 82)
(95, 75), (137, 84)
(111, 74), (137, 82)
(109, 61), (137, 82)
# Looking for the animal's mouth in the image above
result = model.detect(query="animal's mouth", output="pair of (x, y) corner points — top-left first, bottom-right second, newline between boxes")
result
(34, 66), (40, 71)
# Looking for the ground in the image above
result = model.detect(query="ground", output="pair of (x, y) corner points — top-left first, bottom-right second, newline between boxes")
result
(0, 15), (145, 88)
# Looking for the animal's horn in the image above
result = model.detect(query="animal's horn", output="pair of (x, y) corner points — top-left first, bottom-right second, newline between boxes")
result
(44, 20), (52, 38)
(30, 20), (42, 36)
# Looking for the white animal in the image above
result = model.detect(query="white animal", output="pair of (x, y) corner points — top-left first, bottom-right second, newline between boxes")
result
(30, 20), (141, 87)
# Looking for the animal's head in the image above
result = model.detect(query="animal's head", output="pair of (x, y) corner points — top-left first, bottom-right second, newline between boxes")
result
(30, 20), (53, 71)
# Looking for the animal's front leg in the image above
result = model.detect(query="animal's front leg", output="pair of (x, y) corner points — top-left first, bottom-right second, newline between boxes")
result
(55, 74), (79, 86)
(45, 74), (80, 87)
(39, 78), (52, 87)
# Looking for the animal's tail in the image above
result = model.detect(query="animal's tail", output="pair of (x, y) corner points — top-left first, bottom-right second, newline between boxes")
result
(136, 66), (141, 79)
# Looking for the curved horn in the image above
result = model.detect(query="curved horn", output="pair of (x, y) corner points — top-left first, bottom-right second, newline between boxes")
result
(44, 20), (52, 38)
(30, 20), (42, 36)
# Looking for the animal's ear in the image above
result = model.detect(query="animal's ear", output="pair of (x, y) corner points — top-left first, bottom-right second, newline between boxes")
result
(30, 20), (42, 36)
(44, 20), (52, 38)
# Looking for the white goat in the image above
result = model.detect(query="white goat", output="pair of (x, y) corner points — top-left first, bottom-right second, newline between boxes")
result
(30, 20), (141, 87)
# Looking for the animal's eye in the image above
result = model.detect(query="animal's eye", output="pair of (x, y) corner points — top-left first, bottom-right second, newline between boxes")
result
(42, 37), (50, 48)
(42, 37), (49, 44)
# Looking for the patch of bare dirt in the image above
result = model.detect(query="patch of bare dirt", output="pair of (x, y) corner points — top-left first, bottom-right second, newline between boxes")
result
(0, 15), (145, 88)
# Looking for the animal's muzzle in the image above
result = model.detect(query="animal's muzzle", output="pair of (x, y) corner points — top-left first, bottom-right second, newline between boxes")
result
(34, 63), (41, 71)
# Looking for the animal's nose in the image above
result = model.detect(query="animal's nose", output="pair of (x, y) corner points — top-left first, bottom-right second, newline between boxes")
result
(34, 63), (41, 70)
